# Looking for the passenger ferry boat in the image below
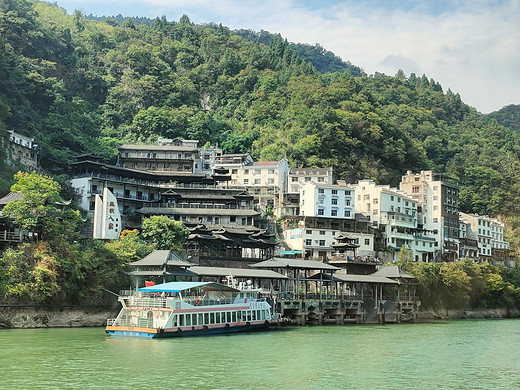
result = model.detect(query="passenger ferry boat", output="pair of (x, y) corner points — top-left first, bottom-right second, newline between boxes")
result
(105, 281), (283, 338)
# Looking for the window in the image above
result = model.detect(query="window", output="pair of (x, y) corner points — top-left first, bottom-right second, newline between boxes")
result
(306, 230), (312, 234)
(244, 179), (249, 184)
(397, 197), (401, 203)
(332, 189), (338, 195)
(412, 186), (420, 193)
(373, 198), (378, 204)
(268, 169), (275, 174)
(345, 199), (351, 206)
(230, 216), (236, 223)
(254, 179), (261, 184)
(244, 169), (249, 174)
(433, 218), (438, 223)
(344, 210), (351, 217)
(331, 198), (338, 205)
(318, 188), (325, 194)
(305, 177), (311, 182)
(365, 239), (370, 245)
(319, 231), (325, 235)
(318, 177), (324, 182)
(305, 239), (312, 246)
(319, 240), (326, 247)
(391, 196), (394, 201)
(318, 208), (324, 216)
(364, 195), (370, 200)
(231, 169), (238, 174)
(292, 177), (298, 182)
(331, 209), (338, 216)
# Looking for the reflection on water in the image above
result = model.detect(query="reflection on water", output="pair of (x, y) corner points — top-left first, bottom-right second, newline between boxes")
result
(1, 320), (519, 389)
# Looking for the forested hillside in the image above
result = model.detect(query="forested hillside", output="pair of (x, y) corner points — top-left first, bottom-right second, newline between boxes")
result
(1, 0), (520, 219)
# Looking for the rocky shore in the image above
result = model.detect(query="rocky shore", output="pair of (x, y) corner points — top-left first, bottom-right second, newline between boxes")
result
(1, 305), (519, 329)
(0, 305), (119, 329)
(417, 307), (520, 321)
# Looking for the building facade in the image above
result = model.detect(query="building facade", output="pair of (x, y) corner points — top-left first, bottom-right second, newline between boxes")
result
(400, 170), (460, 261)
(3, 130), (38, 170)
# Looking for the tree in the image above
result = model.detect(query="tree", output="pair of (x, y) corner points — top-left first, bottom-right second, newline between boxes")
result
(3, 172), (63, 240)
(397, 246), (413, 268)
(141, 216), (189, 251)
(104, 229), (153, 263)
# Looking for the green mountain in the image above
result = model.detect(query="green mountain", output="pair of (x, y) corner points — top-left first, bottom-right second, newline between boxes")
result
(1, 0), (520, 218)
(487, 104), (520, 133)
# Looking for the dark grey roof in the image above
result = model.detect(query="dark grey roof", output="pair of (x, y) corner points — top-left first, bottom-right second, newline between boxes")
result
(250, 258), (340, 271)
(372, 266), (416, 279)
(137, 207), (260, 216)
(328, 273), (398, 284)
(129, 250), (194, 267)
(190, 266), (287, 279)
(0, 192), (24, 205)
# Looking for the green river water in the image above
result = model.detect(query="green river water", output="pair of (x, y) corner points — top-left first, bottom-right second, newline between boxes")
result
(1, 319), (519, 389)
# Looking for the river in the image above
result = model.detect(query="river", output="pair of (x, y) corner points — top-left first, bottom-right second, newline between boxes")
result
(1, 319), (519, 389)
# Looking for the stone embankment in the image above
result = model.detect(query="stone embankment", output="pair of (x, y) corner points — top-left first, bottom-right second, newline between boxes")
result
(1, 305), (519, 329)
(417, 308), (520, 320)
(0, 305), (118, 328)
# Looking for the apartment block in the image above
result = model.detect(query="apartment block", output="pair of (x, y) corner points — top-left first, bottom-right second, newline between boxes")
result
(400, 170), (460, 261)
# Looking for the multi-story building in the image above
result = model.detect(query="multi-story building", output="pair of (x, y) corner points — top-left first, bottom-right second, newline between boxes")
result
(287, 167), (333, 193)
(70, 154), (258, 232)
(459, 219), (480, 259)
(274, 167), (333, 218)
(400, 170), (460, 261)
(459, 212), (510, 263)
(214, 155), (289, 211)
(282, 182), (375, 261)
(3, 130), (38, 170)
(117, 138), (201, 173)
(353, 180), (435, 262)
(300, 182), (355, 219)
(213, 153), (254, 185)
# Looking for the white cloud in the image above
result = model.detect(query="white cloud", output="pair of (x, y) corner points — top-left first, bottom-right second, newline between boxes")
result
(57, 0), (520, 112)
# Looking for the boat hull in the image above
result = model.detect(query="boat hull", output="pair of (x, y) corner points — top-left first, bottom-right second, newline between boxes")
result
(106, 321), (274, 338)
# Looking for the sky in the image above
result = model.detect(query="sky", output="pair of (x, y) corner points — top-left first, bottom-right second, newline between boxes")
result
(54, 0), (520, 114)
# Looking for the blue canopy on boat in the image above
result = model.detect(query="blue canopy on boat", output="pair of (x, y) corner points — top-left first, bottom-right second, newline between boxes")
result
(137, 281), (239, 293)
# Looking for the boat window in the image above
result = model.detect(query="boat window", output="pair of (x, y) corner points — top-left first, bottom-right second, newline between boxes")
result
(186, 315), (191, 326)
(179, 315), (185, 327)
(204, 313), (209, 325)
(226, 312), (231, 323)
(192, 314), (197, 325)
(210, 312), (215, 324)
(232, 312), (237, 322)
(172, 315), (177, 327)
(198, 313), (203, 325)
(216, 312), (221, 323)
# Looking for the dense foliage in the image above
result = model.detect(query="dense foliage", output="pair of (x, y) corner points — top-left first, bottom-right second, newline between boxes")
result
(486, 104), (520, 133)
(0, 1), (519, 218)
(0, 174), (154, 304)
(1, 1), (520, 308)
(403, 260), (520, 312)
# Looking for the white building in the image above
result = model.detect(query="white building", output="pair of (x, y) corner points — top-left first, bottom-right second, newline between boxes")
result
(353, 179), (434, 262)
(400, 171), (460, 261)
(3, 130), (38, 170)
(215, 156), (289, 211)
(288, 167), (333, 193)
(459, 212), (510, 262)
(300, 182), (355, 219)
(281, 182), (374, 261)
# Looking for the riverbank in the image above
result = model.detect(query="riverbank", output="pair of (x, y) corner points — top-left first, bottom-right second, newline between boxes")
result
(1, 305), (519, 329)
(417, 307), (520, 320)
(0, 305), (118, 329)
